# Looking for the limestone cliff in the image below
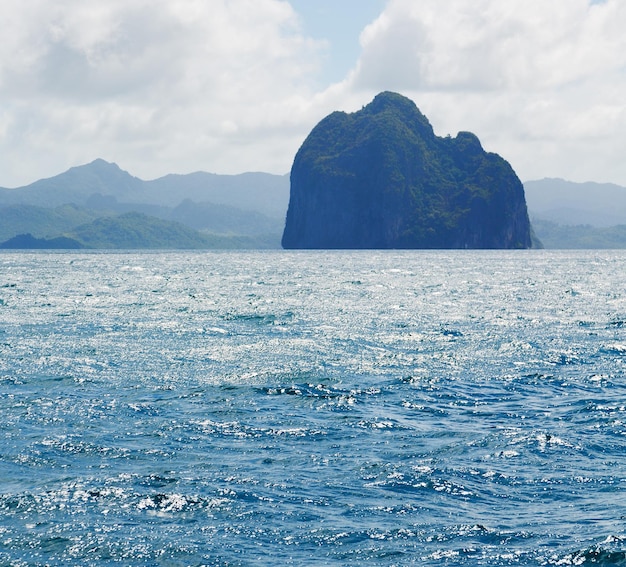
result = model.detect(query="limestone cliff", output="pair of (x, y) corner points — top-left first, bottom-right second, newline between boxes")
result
(282, 92), (532, 249)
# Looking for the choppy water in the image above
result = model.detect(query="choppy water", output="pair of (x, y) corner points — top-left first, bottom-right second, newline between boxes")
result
(1, 250), (626, 566)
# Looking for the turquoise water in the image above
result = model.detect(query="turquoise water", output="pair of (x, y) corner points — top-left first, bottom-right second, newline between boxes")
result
(1, 250), (625, 565)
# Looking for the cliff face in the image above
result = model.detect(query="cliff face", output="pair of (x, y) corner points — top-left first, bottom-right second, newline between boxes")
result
(282, 92), (532, 249)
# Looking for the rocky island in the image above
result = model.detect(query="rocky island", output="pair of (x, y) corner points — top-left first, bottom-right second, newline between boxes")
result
(282, 92), (533, 249)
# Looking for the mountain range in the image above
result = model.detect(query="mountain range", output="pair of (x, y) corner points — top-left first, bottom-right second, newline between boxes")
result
(0, 159), (625, 249)
(0, 159), (289, 249)
(524, 179), (626, 227)
(524, 179), (626, 248)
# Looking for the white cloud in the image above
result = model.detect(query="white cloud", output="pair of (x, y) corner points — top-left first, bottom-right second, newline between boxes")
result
(1, 0), (625, 187)
(342, 0), (626, 184)
(353, 0), (624, 92)
(0, 0), (326, 186)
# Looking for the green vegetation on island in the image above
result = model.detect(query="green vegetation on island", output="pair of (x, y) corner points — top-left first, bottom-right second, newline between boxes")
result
(0, 212), (280, 250)
(283, 91), (533, 249)
(0, 204), (100, 243)
(0, 233), (84, 249)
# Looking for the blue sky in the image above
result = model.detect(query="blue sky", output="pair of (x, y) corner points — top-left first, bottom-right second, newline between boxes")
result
(289, 0), (386, 84)
(0, 0), (624, 188)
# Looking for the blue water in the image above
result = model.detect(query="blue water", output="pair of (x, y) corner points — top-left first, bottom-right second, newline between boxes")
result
(1, 250), (626, 566)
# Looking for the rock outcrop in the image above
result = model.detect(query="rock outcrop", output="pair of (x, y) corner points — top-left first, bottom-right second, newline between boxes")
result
(282, 92), (533, 249)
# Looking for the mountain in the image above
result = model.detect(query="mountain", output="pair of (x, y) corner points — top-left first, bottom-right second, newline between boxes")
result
(64, 212), (268, 249)
(530, 219), (626, 249)
(6, 155), (626, 250)
(0, 159), (145, 208)
(0, 160), (290, 248)
(0, 233), (84, 250)
(168, 200), (280, 236)
(283, 91), (532, 249)
(0, 204), (101, 242)
(0, 159), (290, 214)
(524, 178), (626, 227)
(524, 178), (626, 248)
(144, 172), (289, 218)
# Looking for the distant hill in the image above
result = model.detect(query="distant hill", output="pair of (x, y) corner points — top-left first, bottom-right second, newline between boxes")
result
(0, 233), (84, 250)
(524, 179), (626, 227)
(64, 212), (256, 249)
(0, 204), (101, 242)
(4, 160), (626, 249)
(530, 219), (626, 249)
(0, 160), (290, 249)
(0, 160), (145, 208)
(524, 178), (626, 248)
(144, 171), (289, 218)
(0, 159), (289, 215)
(0, 212), (279, 250)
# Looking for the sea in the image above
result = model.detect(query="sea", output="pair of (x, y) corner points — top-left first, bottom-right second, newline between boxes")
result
(1, 250), (625, 566)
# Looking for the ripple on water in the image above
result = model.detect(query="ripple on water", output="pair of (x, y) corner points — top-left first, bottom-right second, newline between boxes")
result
(2, 251), (626, 565)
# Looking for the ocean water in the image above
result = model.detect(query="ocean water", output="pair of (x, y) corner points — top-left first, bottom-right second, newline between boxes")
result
(1, 250), (625, 566)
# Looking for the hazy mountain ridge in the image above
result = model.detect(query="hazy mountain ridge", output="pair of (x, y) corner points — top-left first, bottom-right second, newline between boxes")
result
(524, 178), (626, 248)
(524, 178), (626, 227)
(1, 160), (625, 249)
(0, 160), (289, 249)
(66, 212), (263, 250)
(0, 160), (145, 208)
(530, 219), (626, 249)
(0, 159), (290, 215)
(0, 204), (101, 242)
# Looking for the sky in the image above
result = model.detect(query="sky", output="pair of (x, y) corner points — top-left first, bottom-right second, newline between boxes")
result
(0, 0), (624, 188)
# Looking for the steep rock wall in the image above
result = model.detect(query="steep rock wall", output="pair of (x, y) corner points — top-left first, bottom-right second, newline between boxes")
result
(282, 92), (532, 249)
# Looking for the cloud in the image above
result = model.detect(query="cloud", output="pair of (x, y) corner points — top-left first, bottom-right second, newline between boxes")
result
(343, 0), (626, 183)
(0, 0), (326, 186)
(1, 0), (625, 187)
(353, 0), (625, 92)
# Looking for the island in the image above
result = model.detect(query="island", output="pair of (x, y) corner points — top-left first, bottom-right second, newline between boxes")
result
(282, 91), (533, 249)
